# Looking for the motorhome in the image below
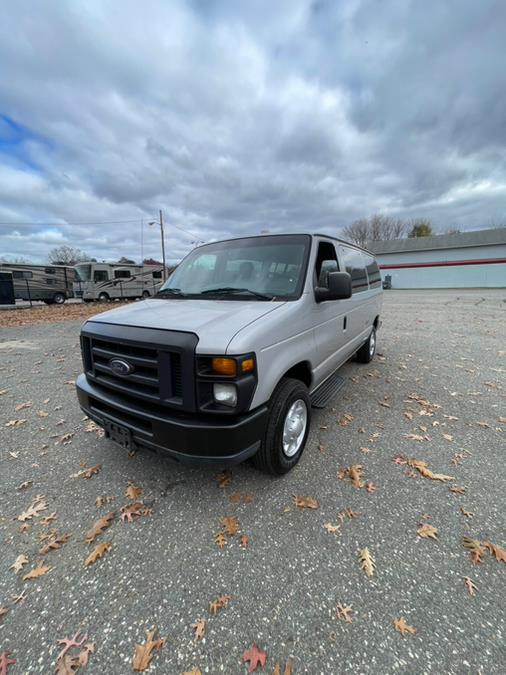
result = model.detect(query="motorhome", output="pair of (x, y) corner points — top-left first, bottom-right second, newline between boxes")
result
(76, 234), (383, 475)
(73, 262), (165, 302)
(0, 263), (75, 304)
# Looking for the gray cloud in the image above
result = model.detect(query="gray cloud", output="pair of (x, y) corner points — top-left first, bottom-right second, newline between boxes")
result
(0, 0), (505, 263)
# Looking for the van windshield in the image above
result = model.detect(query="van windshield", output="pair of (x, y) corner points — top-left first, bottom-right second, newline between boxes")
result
(75, 264), (91, 282)
(159, 235), (310, 300)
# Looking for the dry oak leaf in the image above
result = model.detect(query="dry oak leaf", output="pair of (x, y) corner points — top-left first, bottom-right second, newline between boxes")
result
(365, 481), (376, 494)
(463, 576), (478, 596)
(393, 617), (417, 636)
(417, 523), (439, 540)
(17, 480), (33, 490)
(359, 548), (376, 577)
(39, 532), (70, 555)
(0, 607), (9, 622)
(56, 632), (87, 666)
(182, 669), (202, 675)
(132, 628), (165, 672)
(55, 654), (81, 674)
(272, 659), (293, 675)
(10, 554), (29, 573)
(242, 643), (267, 673)
(293, 495), (319, 509)
(126, 482), (143, 500)
(12, 590), (27, 605)
(214, 532), (227, 548)
(483, 541), (506, 563)
(463, 537), (487, 565)
(85, 542), (112, 566)
(215, 470), (232, 488)
(323, 522), (340, 534)
(460, 507), (474, 518)
(221, 515), (240, 536)
(72, 464), (101, 479)
(5, 419), (27, 427)
(240, 534), (250, 548)
(40, 512), (58, 525)
(17, 496), (47, 521)
(209, 593), (232, 615)
(449, 486), (466, 495)
(120, 501), (145, 522)
(15, 401), (32, 411)
(0, 652), (16, 675)
(84, 511), (115, 544)
(336, 602), (353, 623)
(191, 619), (206, 642)
(22, 560), (51, 581)
(95, 495), (115, 508)
(349, 464), (364, 488)
(78, 642), (96, 667)
(406, 458), (454, 482)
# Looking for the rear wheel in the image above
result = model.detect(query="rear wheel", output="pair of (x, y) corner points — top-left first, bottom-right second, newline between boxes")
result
(98, 292), (110, 302)
(53, 292), (66, 304)
(142, 290), (150, 298)
(252, 377), (311, 475)
(356, 326), (376, 363)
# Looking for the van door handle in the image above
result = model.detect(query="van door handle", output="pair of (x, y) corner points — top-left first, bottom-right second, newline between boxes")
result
(343, 316), (347, 330)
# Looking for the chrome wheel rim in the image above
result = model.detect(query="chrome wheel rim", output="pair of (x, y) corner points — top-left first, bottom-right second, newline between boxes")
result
(369, 329), (376, 357)
(282, 399), (307, 457)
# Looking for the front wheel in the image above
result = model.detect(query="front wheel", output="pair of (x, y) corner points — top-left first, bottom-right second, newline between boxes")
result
(98, 292), (110, 302)
(53, 292), (66, 304)
(252, 377), (311, 475)
(356, 326), (376, 363)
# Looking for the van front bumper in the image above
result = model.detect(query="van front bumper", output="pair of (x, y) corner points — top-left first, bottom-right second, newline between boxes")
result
(76, 374), (267, 468)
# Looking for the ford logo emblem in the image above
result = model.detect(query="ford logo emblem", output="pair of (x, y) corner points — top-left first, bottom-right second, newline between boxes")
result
(109, 358), (134, 377)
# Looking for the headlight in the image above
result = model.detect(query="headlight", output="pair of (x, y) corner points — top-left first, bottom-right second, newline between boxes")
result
(213, 383), (237, 407)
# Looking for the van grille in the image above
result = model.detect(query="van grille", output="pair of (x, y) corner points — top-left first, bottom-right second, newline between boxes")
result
(82, 336), (182, 404)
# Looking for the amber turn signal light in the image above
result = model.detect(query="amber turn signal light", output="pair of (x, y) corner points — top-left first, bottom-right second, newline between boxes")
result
(211, 357), (237, 376)
(241, 358), (255, 373)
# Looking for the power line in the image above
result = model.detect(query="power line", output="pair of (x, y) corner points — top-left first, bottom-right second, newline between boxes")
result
(0, 218), (147, 226)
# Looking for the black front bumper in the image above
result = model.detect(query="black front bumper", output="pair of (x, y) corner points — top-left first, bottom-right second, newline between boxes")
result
(76, 374), (267, 468)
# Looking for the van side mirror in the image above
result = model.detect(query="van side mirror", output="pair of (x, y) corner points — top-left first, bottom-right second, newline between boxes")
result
(315, 271), (352, 302)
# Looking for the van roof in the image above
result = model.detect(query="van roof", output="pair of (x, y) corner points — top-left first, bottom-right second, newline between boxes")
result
(197, 233), (372, 255)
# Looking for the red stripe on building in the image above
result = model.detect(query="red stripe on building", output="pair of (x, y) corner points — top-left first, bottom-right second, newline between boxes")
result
(379, 257), (506, 270)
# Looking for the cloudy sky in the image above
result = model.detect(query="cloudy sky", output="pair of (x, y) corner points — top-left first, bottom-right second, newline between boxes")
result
(0, 0), (505, 264)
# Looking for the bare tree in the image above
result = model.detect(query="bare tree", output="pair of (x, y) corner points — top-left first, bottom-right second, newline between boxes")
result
(48, 246), (91, 265)
(342, 214), (408, 247)
(0, 255), (31, 264)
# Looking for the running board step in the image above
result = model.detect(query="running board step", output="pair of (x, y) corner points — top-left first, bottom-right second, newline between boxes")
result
(310, 373), (346, 408)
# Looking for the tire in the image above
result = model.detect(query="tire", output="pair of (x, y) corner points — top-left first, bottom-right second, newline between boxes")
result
(356, 326), (376, 363)
(98, 292), (110, 302)
(142, 290), (150, 298)
(53, 292), (66, 304)
(252, 377), (311, 476)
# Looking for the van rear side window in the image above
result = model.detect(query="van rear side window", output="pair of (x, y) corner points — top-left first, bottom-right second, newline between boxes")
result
(364, 254), (382, 288)
(340, 247), (368, 293)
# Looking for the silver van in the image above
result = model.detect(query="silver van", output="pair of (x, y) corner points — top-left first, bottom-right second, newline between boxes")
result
(76, 234), (382, 474)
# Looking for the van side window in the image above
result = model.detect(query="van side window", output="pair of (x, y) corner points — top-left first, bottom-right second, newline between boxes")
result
(94, 270), (109, 282)
(12, 270), (33, 279)
(315, 242), (338, 288)
(45, 267), (56, 274)
(364, 254), (381, 288)
(114, 270), (131, 279)
(152, 270), (162, 279)
(340, 247), (368, 293)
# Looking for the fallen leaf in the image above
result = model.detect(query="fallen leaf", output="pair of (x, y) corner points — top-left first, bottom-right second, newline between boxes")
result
(17, 496), (47, 521)
(5, 419), (27, 427)
(126, 482), (143, 500)
(39, 531), (70, 555)
(77, 642), (96, 667)
(191, 619), (206, 642)
(240, 534), (250, 548)
(450, 486), (466, 495)
(55, 654), (80, 674)
(37, 410), (49, 418)
(442, 434), (453, 441)
(10, 554), (29, 573)
(182, 669), (202, 675)
(72, 464), (101, 479)
(360, 446), (371, 454)
(214, 532), (227, 548)
(9, 451), (19, 458)
(132, 628), (165, 672)
(56, 632), (87, 667)
(0, 607), (9, 622)
(417, 523), (439, 539)
(463, 536), (487, 565)
(15, 401), (32, 411)
(209, 593), (231, 614)
(349, 464), (364, 488)
(120, 502), (145, 523)
(17, 480), (33, 490)
(323, 522), (340, 534)
(215, 471), (232, 488)
(359, 548), (376, 577)
(40, 512), (57, 526)
(0, 652), (16, 674)
(85, 542), (112, 566)
(365, 481), (376, 494)
(293, 495), (319, 509)
(404, 458), (454, 482)
(393, 617), (417, 636)
(272, 660), (293, 675)
(463, 576), (477, 596)
(460, 507), (474, 518)
(336, 602), (353, 623)
(95, 495), (115, 508)
(378, 400), (391, 408)
(221, 515), (240, 536)
(483, 540), (506, 563)
(242, 643), (267, 673)
(84, 511), (115, 544)
(22, 561), (51, 581)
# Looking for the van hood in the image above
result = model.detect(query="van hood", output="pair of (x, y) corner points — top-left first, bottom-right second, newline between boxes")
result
(86, 297), (286, 353)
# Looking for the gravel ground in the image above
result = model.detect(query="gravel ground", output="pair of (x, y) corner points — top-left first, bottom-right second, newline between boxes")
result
(0, 290), (505, 674)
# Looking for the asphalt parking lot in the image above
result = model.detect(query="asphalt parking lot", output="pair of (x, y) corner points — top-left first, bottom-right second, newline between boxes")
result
(1, 290), (505, 674)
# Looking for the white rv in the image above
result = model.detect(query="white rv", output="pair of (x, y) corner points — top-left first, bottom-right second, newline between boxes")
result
(73, 263), (165, 302)
(0, 263), (75, 304)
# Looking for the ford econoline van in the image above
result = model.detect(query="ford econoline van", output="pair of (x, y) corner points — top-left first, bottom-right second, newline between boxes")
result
(76, 234), (382, 474)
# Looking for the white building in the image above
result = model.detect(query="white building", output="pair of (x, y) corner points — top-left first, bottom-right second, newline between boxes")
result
(367, 228), (506, 289)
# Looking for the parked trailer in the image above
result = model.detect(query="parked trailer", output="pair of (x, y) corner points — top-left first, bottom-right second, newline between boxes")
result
(73, 263), (165, 302)
(0, 263), (75, 304)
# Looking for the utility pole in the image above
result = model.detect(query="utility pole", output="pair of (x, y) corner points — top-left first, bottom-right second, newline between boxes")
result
(159, 209), (167, 281)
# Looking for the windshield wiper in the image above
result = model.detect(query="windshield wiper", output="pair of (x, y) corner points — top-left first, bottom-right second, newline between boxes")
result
(200, 287), (274, 300)
(155, 287), (186, 297)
